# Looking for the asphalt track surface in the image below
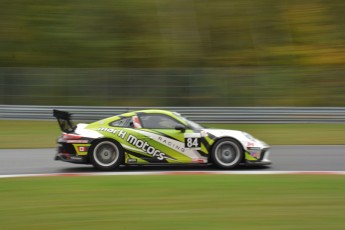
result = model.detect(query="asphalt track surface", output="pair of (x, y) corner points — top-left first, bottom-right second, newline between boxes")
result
(0, 145), (344, 176)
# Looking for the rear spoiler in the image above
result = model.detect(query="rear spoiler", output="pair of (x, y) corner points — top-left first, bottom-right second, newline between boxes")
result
(53, 109), (76, 133)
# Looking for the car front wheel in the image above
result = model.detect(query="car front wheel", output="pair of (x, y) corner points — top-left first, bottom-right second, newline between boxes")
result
(211, 138), (243, 169)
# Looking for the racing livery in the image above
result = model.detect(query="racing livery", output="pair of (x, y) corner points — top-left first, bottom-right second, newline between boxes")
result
(53, 109), (271, 170)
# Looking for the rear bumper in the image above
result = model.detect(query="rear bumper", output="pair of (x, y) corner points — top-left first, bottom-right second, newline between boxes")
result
(55, 141), (90, 164)
(55, 152), (89, 164)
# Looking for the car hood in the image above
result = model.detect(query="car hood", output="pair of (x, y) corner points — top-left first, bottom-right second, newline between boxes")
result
(203, 128), (269, 149)
(204, 128), (244, 138)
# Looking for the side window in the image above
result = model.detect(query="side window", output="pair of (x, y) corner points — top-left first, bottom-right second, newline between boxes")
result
(140, 114), (183, 129)
(109, 117), (132, 127)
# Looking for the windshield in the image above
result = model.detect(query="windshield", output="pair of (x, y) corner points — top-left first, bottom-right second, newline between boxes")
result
(173, 112), (204, 130)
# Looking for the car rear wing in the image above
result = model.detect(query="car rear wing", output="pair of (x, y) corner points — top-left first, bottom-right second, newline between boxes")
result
(53, 109), (76, 133)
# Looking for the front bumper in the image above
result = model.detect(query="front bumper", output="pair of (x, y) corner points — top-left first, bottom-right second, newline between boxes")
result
(245, 147), (271, 165)
(245, 159), (272, 166)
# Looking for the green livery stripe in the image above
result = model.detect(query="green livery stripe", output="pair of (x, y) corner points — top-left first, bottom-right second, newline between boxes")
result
(141, 128), (185, 142)
(151, 130), (181, 142)
(125, 149), (168, 163)
(122, 144), (152, 158)
(206, 133), (217, 141)
(197, 136), (210, 156)
(125, 153), (149, 164)
(245, 152), (257, 161)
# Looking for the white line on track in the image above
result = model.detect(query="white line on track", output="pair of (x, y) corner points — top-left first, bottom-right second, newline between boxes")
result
(1, 171), (345, 179)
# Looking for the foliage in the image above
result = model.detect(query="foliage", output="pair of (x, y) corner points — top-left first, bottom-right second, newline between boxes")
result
(0, 0), (344, 106)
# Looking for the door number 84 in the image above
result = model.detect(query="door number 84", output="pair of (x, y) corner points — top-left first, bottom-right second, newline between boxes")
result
(185, 137), (201, 148)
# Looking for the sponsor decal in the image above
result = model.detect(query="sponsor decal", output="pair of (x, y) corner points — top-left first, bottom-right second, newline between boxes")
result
(127, 158), (137, 164)
(78, 146), (86, 152)
(247, 148), (261, 159)
(185, 137), (201, 148)
(73, 144), (90, 156)
(250, 152), (261, 158)
(70, 156), (84, 161)
(97, 127), (170, 161)
(127, 135), (168, 161)
(247, 142), (255, 147)
(184, 133), (202, 149)
(97, 127), (127, 139)
(157, 136), (186, 153)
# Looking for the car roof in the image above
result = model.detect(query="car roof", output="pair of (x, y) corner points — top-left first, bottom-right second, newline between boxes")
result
(121, 109), (175, 117)
(86, 109), (188, 128)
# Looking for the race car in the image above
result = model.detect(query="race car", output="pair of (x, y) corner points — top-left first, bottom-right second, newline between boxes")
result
(53, 109), (271, 170)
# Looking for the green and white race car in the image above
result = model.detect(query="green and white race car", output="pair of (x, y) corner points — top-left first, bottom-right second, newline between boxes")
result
(54, 109), (271, 170)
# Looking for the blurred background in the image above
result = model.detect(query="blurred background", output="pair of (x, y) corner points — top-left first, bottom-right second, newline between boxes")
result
(0, 0), (344, 106)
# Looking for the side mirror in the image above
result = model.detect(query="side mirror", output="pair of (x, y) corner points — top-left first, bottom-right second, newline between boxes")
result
(175, 124), (186, 133)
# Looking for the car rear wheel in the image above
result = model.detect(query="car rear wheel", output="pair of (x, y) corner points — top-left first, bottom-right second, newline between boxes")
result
(90, 140), (123, 171)
(211, 138), (243, 169)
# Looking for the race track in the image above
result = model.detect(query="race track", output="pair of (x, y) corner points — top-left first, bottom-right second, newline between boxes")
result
(0, 145), (344, 175)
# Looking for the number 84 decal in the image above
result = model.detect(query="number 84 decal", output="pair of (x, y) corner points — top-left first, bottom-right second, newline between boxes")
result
(184, 133), (201, 149)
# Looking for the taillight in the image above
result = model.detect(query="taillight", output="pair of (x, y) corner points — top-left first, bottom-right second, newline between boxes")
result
(63, 133), (82, 140)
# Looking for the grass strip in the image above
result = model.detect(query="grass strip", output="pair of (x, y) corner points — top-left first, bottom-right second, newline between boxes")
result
(0, 120), (344, 148)
(0, 175), (344, 230)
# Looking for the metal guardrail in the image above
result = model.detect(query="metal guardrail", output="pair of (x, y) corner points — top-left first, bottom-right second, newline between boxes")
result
(1, 105), (345, 123)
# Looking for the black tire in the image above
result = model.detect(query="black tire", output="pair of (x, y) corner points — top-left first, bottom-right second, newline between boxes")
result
(90, 140), (123, 171)
(211, 138), (244, 169)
